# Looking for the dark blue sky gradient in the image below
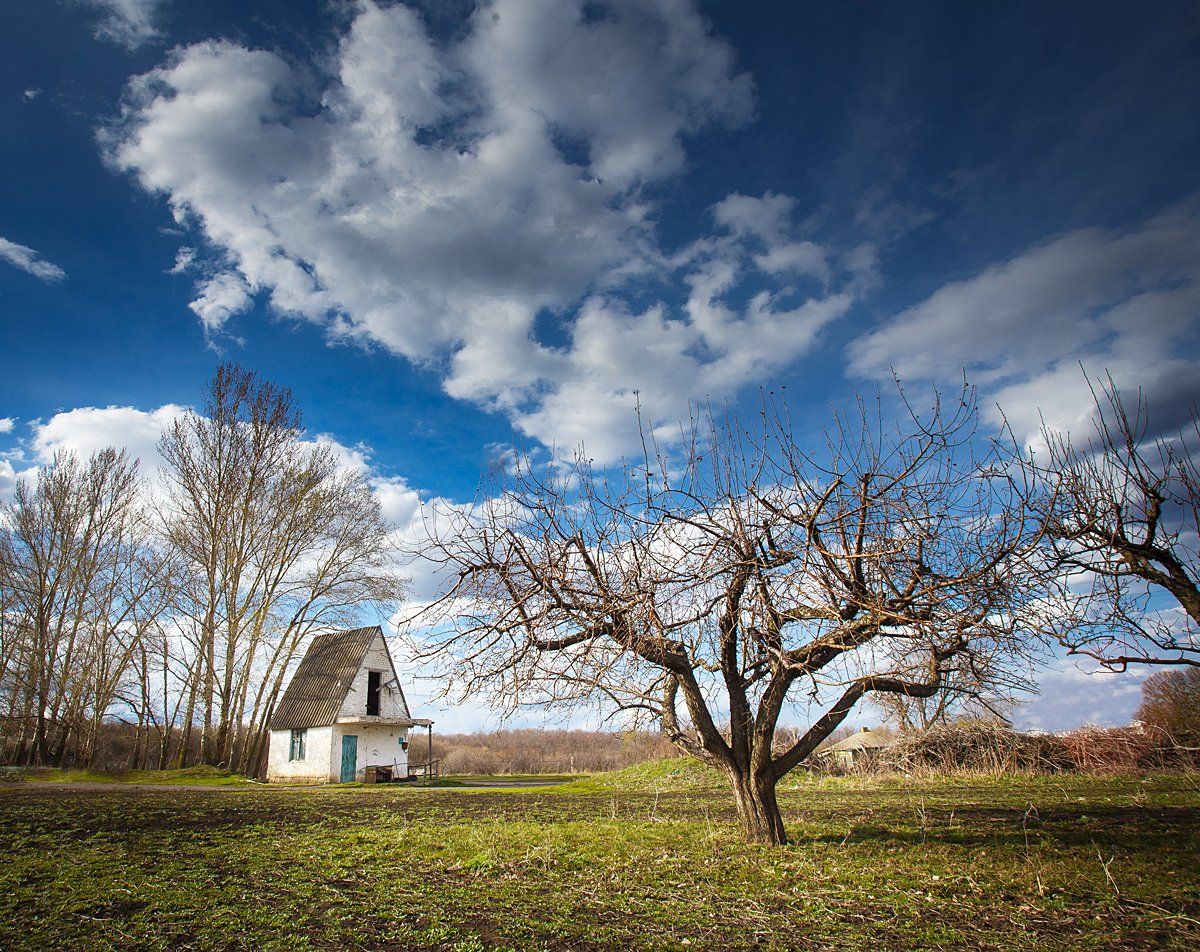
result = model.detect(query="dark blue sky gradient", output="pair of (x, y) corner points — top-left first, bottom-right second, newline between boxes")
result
(2, 0), (1198, 494)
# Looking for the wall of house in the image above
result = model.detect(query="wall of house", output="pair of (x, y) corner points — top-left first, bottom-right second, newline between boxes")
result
(266, 726), (335, 783)
(337, 633), (410, 720)
(330, 723), (409, 780)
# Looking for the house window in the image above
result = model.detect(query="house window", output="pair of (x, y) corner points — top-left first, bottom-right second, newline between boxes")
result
(289, 728), (306, 761)
(367, 670), (381, 716)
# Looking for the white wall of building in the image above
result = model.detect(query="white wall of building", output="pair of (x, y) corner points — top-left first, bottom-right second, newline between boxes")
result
(266, 725), (335, 783)
(331, 723), (409, 780)
(267, 724), (413, 783)
(338, 633), (410, 720)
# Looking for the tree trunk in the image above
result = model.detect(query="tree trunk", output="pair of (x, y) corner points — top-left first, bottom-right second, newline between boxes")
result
(176, 674), (198, 768)
(729, 768), (787, 845)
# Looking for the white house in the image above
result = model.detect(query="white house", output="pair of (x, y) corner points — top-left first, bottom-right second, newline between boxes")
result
(266, 625), (432, 783)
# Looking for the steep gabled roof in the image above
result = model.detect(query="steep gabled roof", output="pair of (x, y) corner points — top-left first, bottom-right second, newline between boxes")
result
(270, 626), (381, 730)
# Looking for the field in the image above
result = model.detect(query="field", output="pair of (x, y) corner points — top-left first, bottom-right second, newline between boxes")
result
(1, 764), (1198, 950)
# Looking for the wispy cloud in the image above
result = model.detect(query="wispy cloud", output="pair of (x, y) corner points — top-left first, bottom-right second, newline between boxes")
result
(79, 0), (169, 51)
(848, 200), (1200, 445)
(0, 237), (66, 283)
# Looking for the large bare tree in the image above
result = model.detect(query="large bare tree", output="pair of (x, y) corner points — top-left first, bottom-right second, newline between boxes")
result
(1032, 379), (1200, 669)
(159, 363), (407, 772)
(413, 390), (1044, 844)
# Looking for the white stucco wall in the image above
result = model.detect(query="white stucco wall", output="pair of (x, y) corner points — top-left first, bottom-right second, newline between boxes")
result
(266, 725), (335, 783)
(331, 723), (409, 780)
(267, 725), (410, 782)
(338, 632), (410, 720)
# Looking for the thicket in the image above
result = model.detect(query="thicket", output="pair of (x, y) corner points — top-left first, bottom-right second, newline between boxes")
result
(812, 721), (1199, 776)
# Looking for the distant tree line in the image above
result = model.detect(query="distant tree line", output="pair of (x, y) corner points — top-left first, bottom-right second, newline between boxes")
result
(0, 364), (406, 774)
(417, 728), (679, 775)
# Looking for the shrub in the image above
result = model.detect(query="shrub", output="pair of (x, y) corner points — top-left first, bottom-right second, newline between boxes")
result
(876, 722), (1073, 775)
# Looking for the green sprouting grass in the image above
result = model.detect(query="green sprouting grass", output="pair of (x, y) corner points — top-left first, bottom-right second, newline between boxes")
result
(0, 769), (1197, 950)
(21, 764), (253, 786)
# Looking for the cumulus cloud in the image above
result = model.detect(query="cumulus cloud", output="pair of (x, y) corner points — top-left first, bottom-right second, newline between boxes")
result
(188, 271), (254, 334)
(2, 405), (184, 501)
(0, 237), (66, 283)
(31, 404), (188, 474)
(80, 0), (169, 50)
(0, 418), (14, 434)
(0, 459), (21, 500)
(104, 0), (858, 461)
(849, 202), (1200, 444)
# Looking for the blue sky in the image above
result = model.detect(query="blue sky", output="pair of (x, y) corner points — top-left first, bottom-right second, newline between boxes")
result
(2, 0), (1199, 730)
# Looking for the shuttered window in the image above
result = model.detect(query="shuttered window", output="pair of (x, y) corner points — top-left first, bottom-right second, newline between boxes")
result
(289, 728), (307, 761)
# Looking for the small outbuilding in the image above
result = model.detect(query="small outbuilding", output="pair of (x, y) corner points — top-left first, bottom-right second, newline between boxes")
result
(267, 625), (432, 783)
(818, 727), (895, 770)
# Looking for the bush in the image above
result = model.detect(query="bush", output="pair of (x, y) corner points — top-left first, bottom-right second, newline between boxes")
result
(817, 721), (1199, 777)
(876, 722), (1073, 775)
(1059, 723), (1198, 772)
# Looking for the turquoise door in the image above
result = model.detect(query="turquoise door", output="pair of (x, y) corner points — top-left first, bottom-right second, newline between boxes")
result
(339, 735), (358, 783)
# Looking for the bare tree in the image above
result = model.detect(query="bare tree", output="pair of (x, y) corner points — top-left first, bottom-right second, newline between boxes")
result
(1032, 379), (1200, 669)
(412, 389), (1044, 844)
(0, 449), (169, 765)
(1135, 667), (1200, 743)
(159, 363), (407, 772)
(873, 680), (1013, 733)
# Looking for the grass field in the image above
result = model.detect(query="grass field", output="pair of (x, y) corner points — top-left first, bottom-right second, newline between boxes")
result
(1, 764), (1197, 950)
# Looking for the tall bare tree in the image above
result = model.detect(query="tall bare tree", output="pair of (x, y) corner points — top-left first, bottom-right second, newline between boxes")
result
(413, 390), (1044, 844)
(0, 449), (169, 765)
(1135, 666), (1200, 743)
(159, 363), (407, 772)
(1032, 379), (1200, 669)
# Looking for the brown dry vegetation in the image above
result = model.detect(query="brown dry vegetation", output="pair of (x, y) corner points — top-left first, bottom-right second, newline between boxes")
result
(415, 728), (678, 775)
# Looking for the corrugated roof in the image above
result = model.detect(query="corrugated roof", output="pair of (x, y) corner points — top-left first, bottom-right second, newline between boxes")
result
(269, 626), (381, 730)
(825, 728), (895, 752)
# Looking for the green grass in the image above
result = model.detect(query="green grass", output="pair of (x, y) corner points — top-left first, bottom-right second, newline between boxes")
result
(20, 764), (253, 786)
(0, 769), (1197, 950)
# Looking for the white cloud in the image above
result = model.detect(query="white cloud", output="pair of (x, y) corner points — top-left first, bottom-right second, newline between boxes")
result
(0, 459), (23, 501)
(849, 202), (1200, 443)
(0, 237), (66, 283)
(712, 192), (830, 281)
(31, 404), (187, 474)
(3, 405), (185, 501)
(22, 88), (40, 102)
(105, 0), (859, 462)
(0, 418), (14, 434)
(80, 0), (169, 50)
(1014, 654), (1150, 731)
(188, 271), (253, 334)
